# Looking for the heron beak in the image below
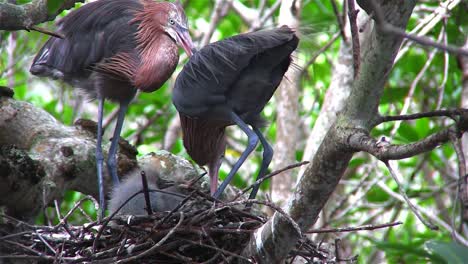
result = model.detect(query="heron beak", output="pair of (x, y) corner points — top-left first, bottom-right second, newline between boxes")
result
(176, 25), (196, 57)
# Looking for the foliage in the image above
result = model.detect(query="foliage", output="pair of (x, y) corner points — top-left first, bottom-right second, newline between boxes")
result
(1, 0), (467, 262)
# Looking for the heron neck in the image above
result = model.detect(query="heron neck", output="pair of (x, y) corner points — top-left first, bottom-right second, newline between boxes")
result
(134, 32), (179, 92)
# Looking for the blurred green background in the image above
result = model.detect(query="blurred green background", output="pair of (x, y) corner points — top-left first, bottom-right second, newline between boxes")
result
(1, 0), (467, 262)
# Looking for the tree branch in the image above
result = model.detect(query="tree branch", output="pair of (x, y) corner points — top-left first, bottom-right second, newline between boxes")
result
(0, 95), (200, 220)
(243, 1), (418, 262)
(0, 0), (84, 31)
(347, 0), (360, 78)
(358, 0), (468, 56)
(378, 109), (468, 124)
(384, 161), (438, 230)
(347, 125), (466, 161)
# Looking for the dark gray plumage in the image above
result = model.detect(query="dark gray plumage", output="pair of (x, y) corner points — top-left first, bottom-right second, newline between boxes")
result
(173, 26), (299, 199)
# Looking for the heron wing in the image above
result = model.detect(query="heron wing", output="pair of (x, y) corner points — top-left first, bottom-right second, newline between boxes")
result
(173, 26), (299, 120)
(30, 0), (142, 83)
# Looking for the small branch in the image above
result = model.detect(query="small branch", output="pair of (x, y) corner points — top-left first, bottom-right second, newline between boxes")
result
(28, 25), (64, 39)
(300, 32), (341, 78)
(181, 238), (252, 262)
(34, 232), (56, 255)
(309, 221), (402, 233)
(58, 196), (98, 225)
(236, 161), (309, 199)
(334, 238), (341, 263)
(223, 199), (302, 237)
(381, 23), (468, 57)
(394, 0), (462, 62)
(141, 171), (153, 216)
(330, 0), (347, 42)
(348, 127), (463, 161)
(116, 212), (185, 263)
(162, 115), (181, 150)
(436, 20), (449, 109)
(102, 106), (120, 130)
(450, 134), (468, 225)
(201, 0), (231, 46)
(389, 28), (445, 136)
(347, 0), (360, 78)
(250, 0), (282, 31)
(230, 0), (257, 25)
(129, 108), (166, 145)
(377, 181), (468, 246)
(365, 0), (468, 56)
(383, 161), (438, 230)
(378, 109), (468, 125)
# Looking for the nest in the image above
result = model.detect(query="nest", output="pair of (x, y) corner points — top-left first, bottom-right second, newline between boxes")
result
(0, 185), (333, 263)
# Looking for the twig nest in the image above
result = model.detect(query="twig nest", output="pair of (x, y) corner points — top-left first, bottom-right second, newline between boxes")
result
(0, 185), (332, 263)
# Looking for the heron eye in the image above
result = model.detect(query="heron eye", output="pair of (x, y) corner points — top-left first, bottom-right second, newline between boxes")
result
(169, 18), (175, 25)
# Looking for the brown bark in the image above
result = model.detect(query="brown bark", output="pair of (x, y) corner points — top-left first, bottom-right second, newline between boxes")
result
(459, 39), (468, 223)
(242, 1), (418, 262)
(0, 93), (200, 220)
(270, 0), (302, 206)
(0, 0), (83, 30)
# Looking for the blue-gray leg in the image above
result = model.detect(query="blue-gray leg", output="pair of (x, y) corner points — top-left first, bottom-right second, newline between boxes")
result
(107, 102), (129, 186)
(96, 97), (105, 220)
(248, 127), (273, 200)
(213, 112), (258, 199)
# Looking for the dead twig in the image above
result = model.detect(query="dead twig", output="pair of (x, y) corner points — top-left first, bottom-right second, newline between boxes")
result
(308, 221), (402, 233)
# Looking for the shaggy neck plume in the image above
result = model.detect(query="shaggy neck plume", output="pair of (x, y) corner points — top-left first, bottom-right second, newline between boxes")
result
(132, 1), (179, 92)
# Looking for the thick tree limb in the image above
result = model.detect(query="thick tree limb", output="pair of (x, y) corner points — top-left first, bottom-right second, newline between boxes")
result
(0, 0), (83, 31)
(270, 0), (302, 206)
(299, 33), (353, 179)
(242, 1), (417, 262)
(0, 95), (200, 220)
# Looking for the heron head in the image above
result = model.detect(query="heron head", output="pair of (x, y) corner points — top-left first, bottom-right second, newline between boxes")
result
(163, 0), (195, 56)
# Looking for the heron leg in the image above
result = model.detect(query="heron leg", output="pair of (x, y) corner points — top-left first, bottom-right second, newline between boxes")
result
(107, 101), (129, 186)
(248, 127), (273, 200)
(213, 112), (258, 199)
(208, 154), (224, 195)
(96, 97), (105, 220)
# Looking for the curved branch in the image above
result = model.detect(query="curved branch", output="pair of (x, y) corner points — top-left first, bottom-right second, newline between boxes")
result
(347, 125), (465, 161)
(0, 0), (83, 31)
(377, 109), (468, 124)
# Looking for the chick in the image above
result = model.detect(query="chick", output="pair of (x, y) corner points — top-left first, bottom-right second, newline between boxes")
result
(108, 165), (185, 216)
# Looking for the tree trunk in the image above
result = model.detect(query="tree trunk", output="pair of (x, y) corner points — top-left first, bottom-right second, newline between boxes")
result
(271, 0), (302, 206)
(242, 1), (418, 262)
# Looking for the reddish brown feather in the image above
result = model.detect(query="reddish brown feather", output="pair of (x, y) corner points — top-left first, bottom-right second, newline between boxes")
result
(131, 0), (179, 92)
(179, 114), (227, 168)
(95, 52), (138, 81)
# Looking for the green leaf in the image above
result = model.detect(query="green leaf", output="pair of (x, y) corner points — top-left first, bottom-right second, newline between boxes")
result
(415, 117), (430, 138)
(425, 241), (468, 264)
(47, 0), (62, 15)
(366, 186), (390, 202)
(396, 123), (420, 142)
(381, 87), (409, 104)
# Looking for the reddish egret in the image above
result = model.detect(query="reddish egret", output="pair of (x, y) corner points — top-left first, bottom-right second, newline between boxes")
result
(30, 0), (195, 218)
(173, 26), (298, 199)
(109, 166), (184, 215)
